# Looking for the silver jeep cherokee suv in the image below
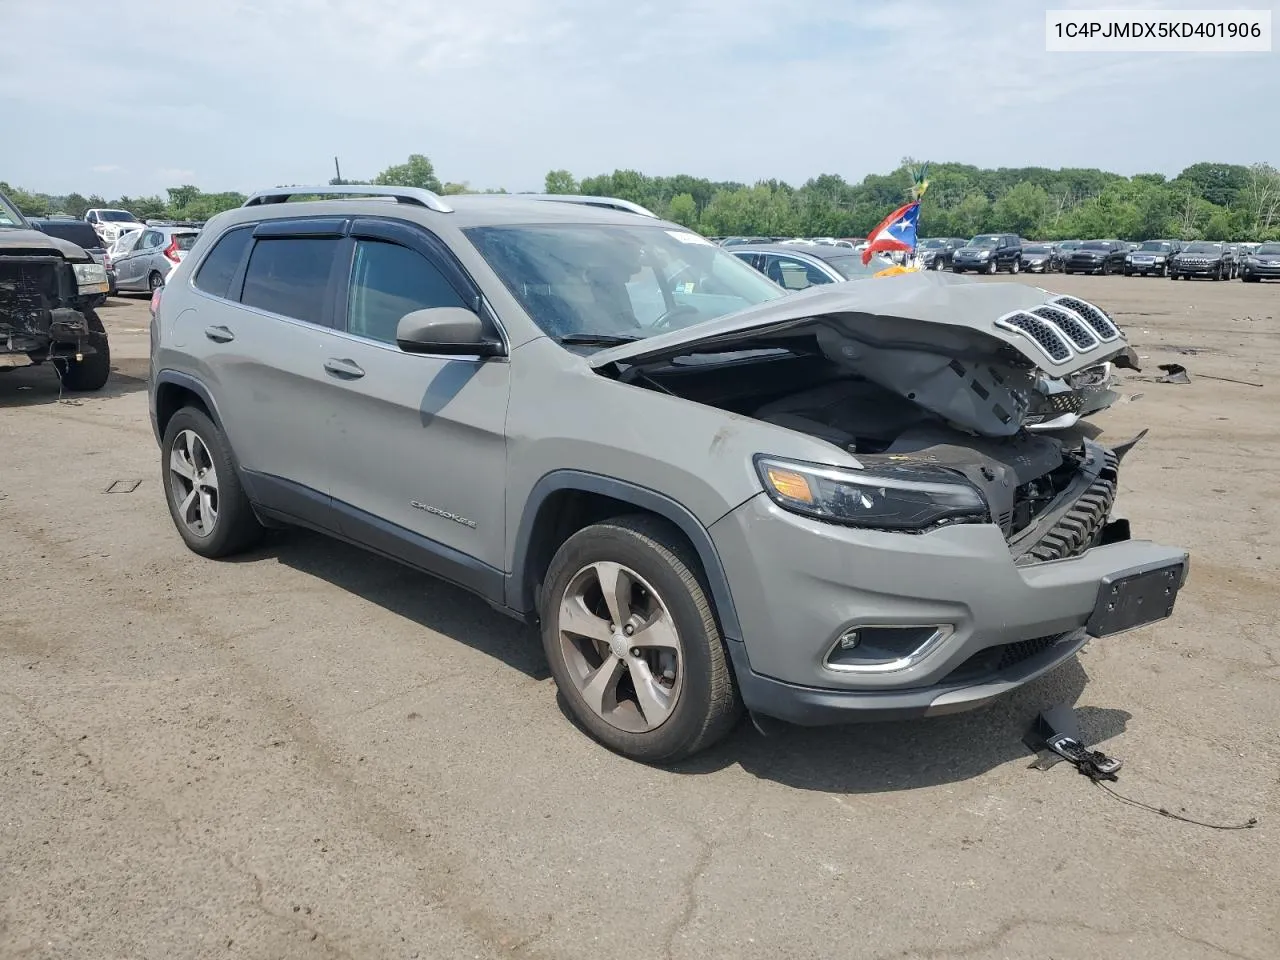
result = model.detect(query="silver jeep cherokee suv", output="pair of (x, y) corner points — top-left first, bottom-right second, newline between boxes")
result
(149, 185), (1189, 763)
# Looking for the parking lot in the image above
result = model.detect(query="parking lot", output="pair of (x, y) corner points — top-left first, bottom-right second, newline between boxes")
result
(1, 275), (1277, 959)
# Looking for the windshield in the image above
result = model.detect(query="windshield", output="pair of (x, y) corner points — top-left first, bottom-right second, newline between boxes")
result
(1256, 243), (1280, 255)
(824, 254), (893, 279)
(1023, 245), (1051, 254)
(919, 238), (946, 249)
(0, 192), (27, 228)
(1057, 241), (1081, 251)
(99, 210), (138, 222)
(465, 223), (785, 342)
(967, 236), (999, 248)
(1138, 241), (1172, 252)
(1082, 240), (1111, 250)
(1184, 242), (1222, 254)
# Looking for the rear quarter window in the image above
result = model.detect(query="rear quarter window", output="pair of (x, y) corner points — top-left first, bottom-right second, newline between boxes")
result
(240, 237), (340, 324)
(193, 226), (254, 299)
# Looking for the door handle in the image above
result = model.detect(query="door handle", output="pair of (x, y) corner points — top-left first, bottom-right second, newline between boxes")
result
(204, 325), (235, 343)
(324, 358), (365, 379)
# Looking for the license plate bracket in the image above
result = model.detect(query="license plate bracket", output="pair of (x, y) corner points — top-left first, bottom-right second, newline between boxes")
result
(1087, 561), (1186, 637)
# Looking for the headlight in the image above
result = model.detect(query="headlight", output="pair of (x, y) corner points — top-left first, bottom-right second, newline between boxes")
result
(72, 262), (109, 293)
(1125, 254), (1132, 261)
(1154, 256), (1165, 262)
(755, 457), (990, 531)
(978, 250), (990, 258)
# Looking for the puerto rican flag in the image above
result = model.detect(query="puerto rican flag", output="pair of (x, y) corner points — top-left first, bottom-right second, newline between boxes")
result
(861, 201), (920, 265)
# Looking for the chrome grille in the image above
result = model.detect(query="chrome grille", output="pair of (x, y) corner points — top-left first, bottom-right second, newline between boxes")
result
(1048, 295), (1120, 341)
(1031, 305), (1100, 351)
(995, 311), (1072, 363)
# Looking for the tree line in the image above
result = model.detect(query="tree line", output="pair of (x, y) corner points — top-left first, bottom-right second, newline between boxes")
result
(6, 155), (1279, 242)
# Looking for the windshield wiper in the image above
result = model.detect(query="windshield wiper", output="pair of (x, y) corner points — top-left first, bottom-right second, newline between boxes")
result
(555, 333), (641, 346)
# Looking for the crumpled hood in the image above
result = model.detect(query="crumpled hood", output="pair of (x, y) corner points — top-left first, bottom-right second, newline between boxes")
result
(0, 228), (87, 260)
(589, 271), (1138, 437)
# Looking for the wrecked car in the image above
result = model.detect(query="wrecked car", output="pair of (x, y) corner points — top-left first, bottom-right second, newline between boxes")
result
(1, 188), (111, 391)
(149, 187), (1188, 764)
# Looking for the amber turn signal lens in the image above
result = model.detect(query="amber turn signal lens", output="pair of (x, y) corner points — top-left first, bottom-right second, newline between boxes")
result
(765, 466), (814, 503)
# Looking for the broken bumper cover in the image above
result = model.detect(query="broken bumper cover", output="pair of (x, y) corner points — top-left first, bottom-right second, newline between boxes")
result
(710, 494), (1188, 725)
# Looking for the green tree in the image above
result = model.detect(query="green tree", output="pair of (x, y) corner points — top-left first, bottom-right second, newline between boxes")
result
(951, 192), (991, 236)
(373, 154), (443, 192)
(544, 169), (578, 194)
(666, 193), (699, 229)
(991, 182), (1051, 237)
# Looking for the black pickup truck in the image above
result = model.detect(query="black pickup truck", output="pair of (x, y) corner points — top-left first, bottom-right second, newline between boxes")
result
(0, 189), (112, 391)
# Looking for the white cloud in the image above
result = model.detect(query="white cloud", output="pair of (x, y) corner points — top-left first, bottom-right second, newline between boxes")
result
(90, 165), (123, 174)
(0, 0), (1274, 195)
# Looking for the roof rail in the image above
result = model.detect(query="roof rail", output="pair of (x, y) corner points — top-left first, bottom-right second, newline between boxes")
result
(241, 184), (453, 213)
(523, 194), (658, 218)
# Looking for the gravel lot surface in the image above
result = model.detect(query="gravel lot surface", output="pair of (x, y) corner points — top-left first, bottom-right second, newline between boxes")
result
(2, 276), (1277, 960)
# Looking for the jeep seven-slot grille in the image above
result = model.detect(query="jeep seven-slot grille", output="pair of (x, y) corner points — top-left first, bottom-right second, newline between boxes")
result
(1048, 295), (1120, 341)
(1031, 305), (1100, 351)
(996, 312), (1072, 362)
(1018, 450), (1119, 564)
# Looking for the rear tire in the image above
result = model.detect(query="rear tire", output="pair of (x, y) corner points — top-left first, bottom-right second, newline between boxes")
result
(148, 271), (165, 292)
(540, 515), (741, 764)
(1010, 258), (1020, 274)
(54, 310), (110, 392)
(160, 407), (263, 559)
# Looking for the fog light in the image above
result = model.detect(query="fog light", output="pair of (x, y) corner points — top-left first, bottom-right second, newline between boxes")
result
(824, 624), (954, 674)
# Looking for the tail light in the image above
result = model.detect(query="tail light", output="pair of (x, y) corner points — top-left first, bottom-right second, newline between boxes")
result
(163, 237), (182, 263)
(103, 251), (112, 269)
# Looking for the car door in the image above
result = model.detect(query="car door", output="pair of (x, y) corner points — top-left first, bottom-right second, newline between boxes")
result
(189, 219), (348, 530)
(320, 218), (511, 586)
(116, 229), (154, 289)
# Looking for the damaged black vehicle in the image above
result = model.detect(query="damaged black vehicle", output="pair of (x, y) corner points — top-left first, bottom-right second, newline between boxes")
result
(0, 187), (111, 391)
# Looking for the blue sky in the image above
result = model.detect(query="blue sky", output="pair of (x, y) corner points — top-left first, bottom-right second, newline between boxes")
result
(2, 0), (1276, 197)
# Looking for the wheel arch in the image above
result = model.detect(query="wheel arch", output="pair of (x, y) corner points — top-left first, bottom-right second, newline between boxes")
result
(507, 471), (743, 642)
(153, 370), (224, 441)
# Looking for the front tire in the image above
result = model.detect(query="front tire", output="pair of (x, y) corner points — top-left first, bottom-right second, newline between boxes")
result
(54, 310), (110, 391)
(160, 407), (263, 559)
(986, 259), (997, 275)
(540, 516), (741, 763)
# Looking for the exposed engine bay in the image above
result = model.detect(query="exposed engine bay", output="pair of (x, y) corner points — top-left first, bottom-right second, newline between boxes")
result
(590, 275), (1143, 559)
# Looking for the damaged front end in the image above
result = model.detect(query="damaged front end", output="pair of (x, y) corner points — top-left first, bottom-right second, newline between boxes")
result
(0, 255), (94, 358)
(589, 273), (1145, 561)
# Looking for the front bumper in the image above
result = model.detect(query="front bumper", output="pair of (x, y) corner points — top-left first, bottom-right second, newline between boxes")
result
(1127, 260), (1166, 273)
(710, 494), (1188, 725)
(1066, 259), (1106, 272)
(1242, 263), (1280, 277)
(1172, 262), (1222, 275)
(952, 258), (990, 270)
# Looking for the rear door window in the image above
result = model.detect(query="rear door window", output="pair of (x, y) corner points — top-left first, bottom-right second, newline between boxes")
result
(241, 237), (340, 325)
(346, 239), (466, 344)
(193, 226), (253, 298)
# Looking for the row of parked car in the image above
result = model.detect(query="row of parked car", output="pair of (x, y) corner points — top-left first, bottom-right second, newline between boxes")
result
(27, 209), (203, 296)
(919, 235), (1280, 281)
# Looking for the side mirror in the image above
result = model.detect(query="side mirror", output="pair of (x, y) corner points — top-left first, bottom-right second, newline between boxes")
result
(395, 307), (505, 358)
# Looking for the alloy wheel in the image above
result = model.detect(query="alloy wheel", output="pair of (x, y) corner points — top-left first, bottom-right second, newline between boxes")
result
(168, 429), (219, 537)
(557, 561), (684, 733)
